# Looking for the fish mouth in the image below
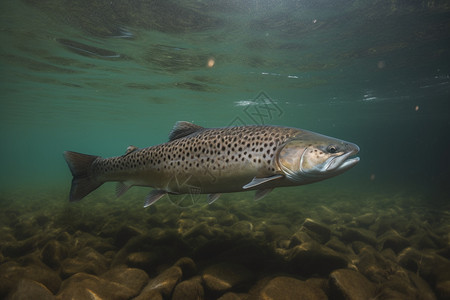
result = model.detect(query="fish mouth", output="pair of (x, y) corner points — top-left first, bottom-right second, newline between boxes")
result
(325, 146), (360, 173)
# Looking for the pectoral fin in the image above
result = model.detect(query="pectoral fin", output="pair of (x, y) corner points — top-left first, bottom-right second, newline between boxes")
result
(242, 174), (283, 189)
(143, 190), (167, 208)
(207, 193), (221, 204)
(254, 189), (273, 201)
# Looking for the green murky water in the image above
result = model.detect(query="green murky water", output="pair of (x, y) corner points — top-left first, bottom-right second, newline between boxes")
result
(1, 1), (449, 299)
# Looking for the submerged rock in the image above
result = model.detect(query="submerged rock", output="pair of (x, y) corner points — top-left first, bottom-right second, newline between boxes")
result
(379, 229), (410, 254)
(136, 266), (182, 299)
(100, 266), (149, 294)
(341, 227), (377, 246)
(329, 269), (376, 300)
(259, 276), (327, 300)
(57, 272), (136, 300)
(287, 241), (348, 276)
(172, 276), (204, 300)
(60, 247), (109, 278)
(7, 279), (55, 300)
(300, 218), (331, 244)
(41, 239), (68, 269)
(202, 262), (254, 293)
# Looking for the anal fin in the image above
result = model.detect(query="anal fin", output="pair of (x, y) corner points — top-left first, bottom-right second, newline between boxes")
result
(254, 189), (273, 201)
(243, 174), (283, 189)
(207, 193), (221, 204)
(143, 190), (167, 208)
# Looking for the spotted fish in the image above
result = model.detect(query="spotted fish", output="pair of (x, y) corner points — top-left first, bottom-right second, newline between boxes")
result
(63, 121), (360, 207)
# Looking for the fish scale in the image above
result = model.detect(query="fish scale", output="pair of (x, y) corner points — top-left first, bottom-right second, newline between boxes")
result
(64, 121), (360, 207)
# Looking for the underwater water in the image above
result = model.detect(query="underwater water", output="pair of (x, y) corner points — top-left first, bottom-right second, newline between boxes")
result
(1, 0), (449, 299)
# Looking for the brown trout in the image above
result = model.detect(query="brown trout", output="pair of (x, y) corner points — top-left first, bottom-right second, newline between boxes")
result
(64, 121), (360, 207)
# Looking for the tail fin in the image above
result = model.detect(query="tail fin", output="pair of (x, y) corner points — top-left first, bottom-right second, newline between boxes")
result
(63, 151), (103, 202)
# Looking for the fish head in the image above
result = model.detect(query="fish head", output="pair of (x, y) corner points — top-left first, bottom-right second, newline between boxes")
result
(276, 130), (360, 182)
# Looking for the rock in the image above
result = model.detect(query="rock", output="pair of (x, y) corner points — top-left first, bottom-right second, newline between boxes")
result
(325, 238), (353, 255)
(436, 280), (450, 300)
(136, 266), (182, 299)
(379, 229), (410, 254)
(183, 222), (215, 239)
(114, 225), (143, 247)
(398, 247), (450, 284)
(231, 221), (254, 237)
(341, 227), (377, 246)
(354, 213), (376, 227)
(264, 225), (292, 242)
(287, 242), (348, 276)
(217, 292), (244, 300)
(289, 230), (314, 248)
(202, 262), (254, 293)
(126, 251), (159, 271)
(329, 269), (376, 300)
(259, 276), (327, 300)
(57, 272), (136, 300)
(0, 262), (61, 295)
(100, 266), (149, 293)
(7, 279), (55, 300)
(41, 239), (68, 269)
(60, 247), (109, 278)
(300, 218), (331, 244)
(172, 276), (204, 300)
(356, 245), (395, 282)
(173, 257), (197, 278)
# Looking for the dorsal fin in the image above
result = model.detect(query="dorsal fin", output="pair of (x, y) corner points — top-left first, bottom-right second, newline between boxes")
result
(124, 145), (139, 156)
(169, 121), (204, 141)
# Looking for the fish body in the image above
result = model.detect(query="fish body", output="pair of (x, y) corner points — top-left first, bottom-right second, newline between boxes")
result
(64, 122), (360, 206)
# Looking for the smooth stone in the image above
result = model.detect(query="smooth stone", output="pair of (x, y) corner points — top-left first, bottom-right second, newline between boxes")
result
(57, 272), (135, 300)
(202, 262), (254, 293)
(183, 222), (215, 239)
(114, 225), (143, 247)
(60, 247), (109, 278)
(378, 229), (410, 254)
(100, 266), (149, 293)
(300, 218), (331, 244)
(289, 231), (314, 248)
(0, 262), (61, 295)
(259, 276), (327, 300)
(329, 269), (376, 300)
(436, 280), (450, 300)
(7, 279), (55, 300)
(126, 251), (159, 270)
(41, 239), (68, 269)
(173, 257), (197, 278)
(264, 225), (292, 242)
(355, 245), (396, 282)
(287, 242), (348, 276)
(398, 247), (450, 284)
(325, 238), (353, 255)
(231, 221), (254, 236)
(136, 266), (182, 299)
(354, 213), (377, 227)
(217, 292), (244, 300)
(172, 276), (204, 300)
(341, 227), (377, 246)
(379, 270), (436, 300)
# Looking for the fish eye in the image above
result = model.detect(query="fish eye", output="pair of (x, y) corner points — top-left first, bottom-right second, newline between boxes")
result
(327, 145), (338, 153)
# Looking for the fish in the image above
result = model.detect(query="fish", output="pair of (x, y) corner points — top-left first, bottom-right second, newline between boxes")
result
(63, 121), (360, 207)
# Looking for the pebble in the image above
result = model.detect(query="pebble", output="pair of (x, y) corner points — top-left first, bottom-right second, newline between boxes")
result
(136, 266), (182, 299)
(100, 266), (149, 293)
(329, 269), (376, 300)
(41, 239), (68, 269)
(287, 241), (348, 276)
(378, 229), (410, 253)
(300, 218), (331, 244)
(172, 276), (204, 300)
(60, 247), (109, 278)
(57, 272), (136, 300)
(259, 276), (327, 300)
(340, 227), (377, 246)
(202, 262), (254, 293)
(7, 279), (55, 300)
